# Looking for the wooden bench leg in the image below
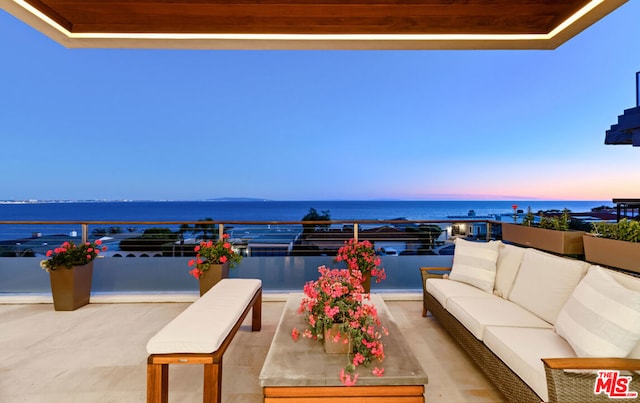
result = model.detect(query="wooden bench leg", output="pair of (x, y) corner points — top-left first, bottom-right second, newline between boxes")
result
(147, 362), (168, 403)
(203, 359), (222, 403)
(252, 288), (262, 331)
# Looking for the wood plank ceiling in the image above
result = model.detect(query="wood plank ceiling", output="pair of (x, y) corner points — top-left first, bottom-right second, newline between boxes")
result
(0, 0), (629, 49)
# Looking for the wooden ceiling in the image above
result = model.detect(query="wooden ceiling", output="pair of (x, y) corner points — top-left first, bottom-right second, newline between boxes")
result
(0, 0), (628, 49)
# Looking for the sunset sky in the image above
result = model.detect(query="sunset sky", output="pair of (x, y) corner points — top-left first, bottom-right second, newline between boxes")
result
(1, 3), (639, 201)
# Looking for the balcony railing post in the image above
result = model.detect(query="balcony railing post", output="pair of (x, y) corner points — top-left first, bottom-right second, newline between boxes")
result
(486, 222), (492, 241)
(218, 223), (224, 240)
(353, 223), (359, 242)
(82, 223), (89, 243)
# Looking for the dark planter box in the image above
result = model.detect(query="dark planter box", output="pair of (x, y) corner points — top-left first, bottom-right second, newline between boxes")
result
(583, 234), (640, 274)
(502, 223), (584, 255)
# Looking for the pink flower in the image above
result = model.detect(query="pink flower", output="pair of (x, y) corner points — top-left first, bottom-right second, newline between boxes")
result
(189, 268), (201, 279)
(223, 242), (231, 249)
(222, 233), (229, 239)
(95, 239), (102, 245)
(188, 259), (195, 267)
(102, 246), (108, 252)
(220, 255), (228, 263)
(340, 368), (359, 386)
(291, 328), (299, 341)
(372, 367), (384, 377)
(194, 245), (201, 252)
(46, 250), (53, 257)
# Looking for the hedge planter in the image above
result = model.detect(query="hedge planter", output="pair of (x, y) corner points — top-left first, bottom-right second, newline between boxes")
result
(502, 223), (585, 255)
(49, 262), (94, 311)
(583, 234), (640, 274)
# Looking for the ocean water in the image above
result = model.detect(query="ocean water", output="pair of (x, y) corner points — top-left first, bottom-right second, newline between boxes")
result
(0, 200), (609, 241)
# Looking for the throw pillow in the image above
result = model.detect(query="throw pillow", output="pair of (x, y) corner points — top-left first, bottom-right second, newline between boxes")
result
(448, 238), (500, 293)
(555, 266), (640, 357)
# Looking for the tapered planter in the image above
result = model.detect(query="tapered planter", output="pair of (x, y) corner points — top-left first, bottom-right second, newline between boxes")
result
(198, 262), (230, 296)
(502, 223), (585, 255)
(349, 270), (371, 293)
(361, 272), (371, 294)
(583, 234), (640, 274)
(324, 323), (351, 354)
(49, 262), (94, 311)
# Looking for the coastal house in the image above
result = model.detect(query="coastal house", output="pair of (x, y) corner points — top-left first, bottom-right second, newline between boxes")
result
(0, 1), (637, 402)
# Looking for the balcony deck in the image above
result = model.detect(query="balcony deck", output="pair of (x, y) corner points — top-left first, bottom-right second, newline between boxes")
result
(1, 297), (503, 402)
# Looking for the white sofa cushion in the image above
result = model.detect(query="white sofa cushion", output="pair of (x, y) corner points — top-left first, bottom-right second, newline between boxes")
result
(447, 295), (553, 340)
(426, 278), (492, 309)
(449, 238), (500, 293)
(508, 249), (589, 325)
(494, 243), (525, 299)
(555, 266), (640, 358)
(146, 278), (262, 354)
(606, 267), (640, 359)
(483, 326), (577, 402)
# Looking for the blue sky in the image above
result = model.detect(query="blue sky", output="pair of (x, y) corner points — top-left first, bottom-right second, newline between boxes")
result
(1, 3), (639, 202)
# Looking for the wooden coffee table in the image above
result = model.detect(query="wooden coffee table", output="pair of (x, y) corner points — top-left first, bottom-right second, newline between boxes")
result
(259, 293), (428, 402)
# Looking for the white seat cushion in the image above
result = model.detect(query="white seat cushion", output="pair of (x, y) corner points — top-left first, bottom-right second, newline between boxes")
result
(483, 326), (577, 402)
(146, 279), (262, 354)
(508, 249), (589, 325)
(555, 266), (640, 358)
(426, 278), (491, 309)
(447, 296), (552, 340)
(449, 238), (501, 292)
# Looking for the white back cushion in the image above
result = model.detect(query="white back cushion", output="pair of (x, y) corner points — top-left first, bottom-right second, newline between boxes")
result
(508, 249), (588, 324)
(606, 267), (640, 358)
(555, 266), (640, 357)
(494, 243), (525, 299)
(449, 238), (500, 293)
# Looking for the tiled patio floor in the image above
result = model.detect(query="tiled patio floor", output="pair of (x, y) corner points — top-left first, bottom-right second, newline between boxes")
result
(0, 297), (504, 402)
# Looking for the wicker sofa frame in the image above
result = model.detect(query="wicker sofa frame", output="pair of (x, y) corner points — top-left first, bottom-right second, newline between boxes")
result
(420, 267), (640, 403)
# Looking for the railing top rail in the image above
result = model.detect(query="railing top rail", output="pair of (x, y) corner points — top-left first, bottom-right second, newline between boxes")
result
(0, 219), (502, 226)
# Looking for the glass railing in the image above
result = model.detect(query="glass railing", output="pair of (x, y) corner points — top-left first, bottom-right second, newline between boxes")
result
(0, 219), (500, 294)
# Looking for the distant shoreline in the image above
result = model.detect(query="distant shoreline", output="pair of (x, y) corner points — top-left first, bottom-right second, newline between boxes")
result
(0, 198), (611, 205)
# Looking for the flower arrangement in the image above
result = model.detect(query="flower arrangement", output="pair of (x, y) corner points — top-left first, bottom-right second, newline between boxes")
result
(335, 239), (386, 285)
(40, 240), (107, 272)
(188, 233), (242, 279)
(292, 266), (387, 386)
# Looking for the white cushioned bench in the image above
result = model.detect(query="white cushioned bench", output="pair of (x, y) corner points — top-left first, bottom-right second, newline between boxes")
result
(146, 278), (262, 403)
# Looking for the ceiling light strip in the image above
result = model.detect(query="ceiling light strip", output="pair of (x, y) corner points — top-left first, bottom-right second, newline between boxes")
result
(548, 0), (605, 38)
(13, 0), (603, 42)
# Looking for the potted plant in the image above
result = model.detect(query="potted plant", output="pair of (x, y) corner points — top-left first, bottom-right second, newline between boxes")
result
(40, 240), (107, 311)
(335, 239), (386, 293)
(292, 266), (386, 386)
(501, 207), (586, 255)
(188, 233), (242, 296)
(583, 218), (640, 273)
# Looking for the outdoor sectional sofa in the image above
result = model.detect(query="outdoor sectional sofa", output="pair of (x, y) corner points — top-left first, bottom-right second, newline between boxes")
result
(421, 238), (640, 402)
